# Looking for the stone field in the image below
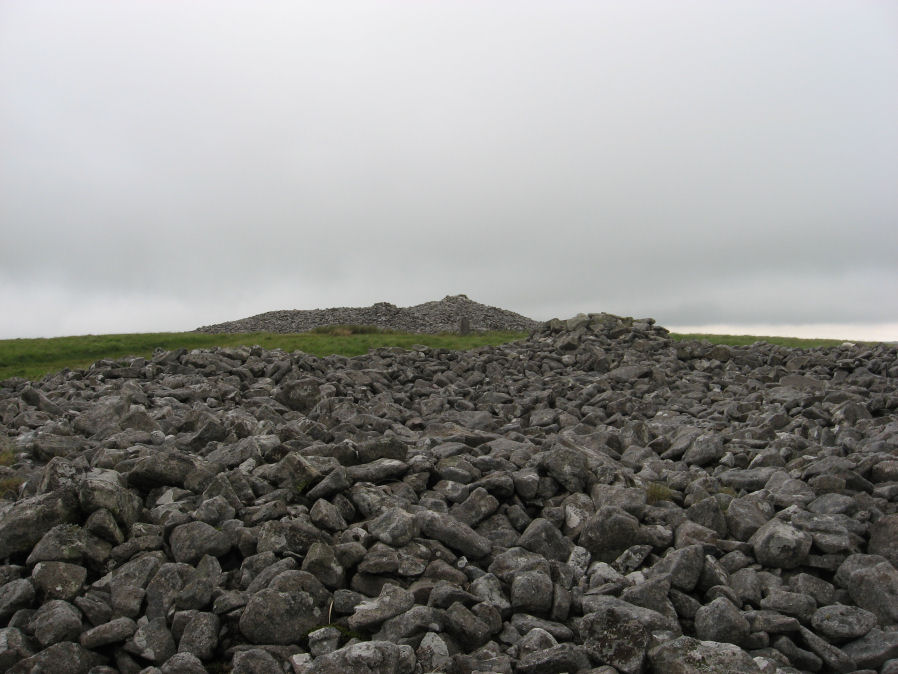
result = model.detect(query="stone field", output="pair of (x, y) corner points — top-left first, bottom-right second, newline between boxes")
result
(0, 311), (897, 673)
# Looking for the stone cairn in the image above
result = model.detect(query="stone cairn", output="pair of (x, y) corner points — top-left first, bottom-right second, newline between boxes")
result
(195, 295), (539, 335)
(0, 312), (896, 673)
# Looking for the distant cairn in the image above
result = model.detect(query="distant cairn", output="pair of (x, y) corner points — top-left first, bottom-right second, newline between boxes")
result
(196, 295), (540, 334)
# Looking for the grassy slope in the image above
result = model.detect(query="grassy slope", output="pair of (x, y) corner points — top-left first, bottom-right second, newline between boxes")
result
(0, 328), (862, 382)
(0, 330), (528, 381)
(667, 333), (850, 349)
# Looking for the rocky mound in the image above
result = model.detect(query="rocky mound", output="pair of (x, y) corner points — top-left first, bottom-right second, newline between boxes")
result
(0, 314), (897, 673)
(195, 294), (539, 334)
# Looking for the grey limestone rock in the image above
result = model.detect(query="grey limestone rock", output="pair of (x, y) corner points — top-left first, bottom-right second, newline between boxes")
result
(416, 632), (450, 672)
(579, 506), (641, 562)
(868, 513), (898, 568)
(232, 647), (283, 673)
(29, 599), (83, 647)
(517, 517), (574, 562)
(72, 395), (128, 438)
(79, 616), (137, 648)
(581, 606), (650, 674)
(301, 542), (345, 589)
(127, 451), (206, 490)
(760, 588), (816, 624)
(450, 486), (499, 527)
(650, 544), (706, 592)
(445, 601), (492, 650)
(27, 522), (85, 565)
(683, 433), (724, 467)
(177, 554), (221, 611)
(744, 609), (800, 634)
(78, 471), (142, 529)
(538, 445), (590, 493)
(796, 624), (856, 673)
(0, 579), (34, 621)
(648, 635), (762, 673)
(0, 627), (33, 671)
(308, 625), (341, 657)
(368, 506), (417, 546)
(694, 596), (750, 647)
(144, 561), (192, 620)
(811, 604), (877, 641)
(725, 496), (773, 541)
(168, 521), (231, 565)
(516, 643), (591, 674)
(161, 652), (208, 674)
(276, 378), (323, 413)
(580, 595), (681, 635)
(838, 555), (898, 624)
(510, 569), (553, 614)
(239, 587), (325, 645)
(415, 510), (492, 558)
(772, 634), (822, 670)
(305, 640), (416, 674)
(31, 561), (87, 602)
(6, 641), (106, 674)
(842, 628), (898, 669)
(177, 611), (219, 660)
(373, 604), (444, 643)
(517, 626), (557, 657)
(348, 583), (415, 631)
(0, 488), (81, 560)
(123, 616), (176, 664)
(750, 519), (813, 569)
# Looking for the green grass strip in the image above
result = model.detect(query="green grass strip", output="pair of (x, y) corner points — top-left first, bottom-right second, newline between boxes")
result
(0, 328), (866, 382)
(0, 330), (529, 381)
(668, 333), (852, 348)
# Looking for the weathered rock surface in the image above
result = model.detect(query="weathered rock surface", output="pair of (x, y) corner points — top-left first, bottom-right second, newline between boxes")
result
(1, 310), (897, 672)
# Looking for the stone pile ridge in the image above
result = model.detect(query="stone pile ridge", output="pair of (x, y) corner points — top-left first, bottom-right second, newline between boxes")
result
(0, 313), (897, 673)
(195, 294), (540, 335)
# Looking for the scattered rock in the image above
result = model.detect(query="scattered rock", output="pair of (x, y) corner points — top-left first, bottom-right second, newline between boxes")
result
(0, 310), (895, 672)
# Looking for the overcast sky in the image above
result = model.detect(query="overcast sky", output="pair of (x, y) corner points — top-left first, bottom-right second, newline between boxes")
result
(1, 1), (896, 340)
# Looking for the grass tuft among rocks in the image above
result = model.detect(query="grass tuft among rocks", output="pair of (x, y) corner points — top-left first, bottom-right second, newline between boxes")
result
(0, 439), (15, 467)
(644, 481), (677, 505)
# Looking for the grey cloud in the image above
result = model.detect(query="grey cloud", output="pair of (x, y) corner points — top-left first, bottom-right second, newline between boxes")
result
(1, 1), (896, 338)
